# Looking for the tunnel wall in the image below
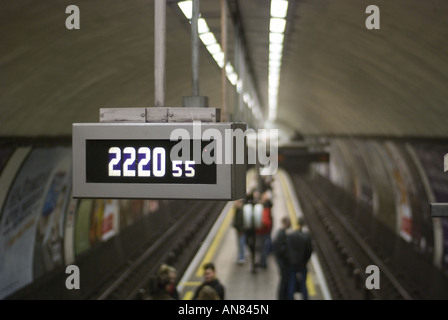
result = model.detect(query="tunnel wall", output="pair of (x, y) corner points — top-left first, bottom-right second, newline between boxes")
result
(314, 138), (448, 274)
(0, 144), (187, 299)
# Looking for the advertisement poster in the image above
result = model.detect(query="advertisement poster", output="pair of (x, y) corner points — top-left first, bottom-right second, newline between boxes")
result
(328, 140), (351, 190)
(412, 145), (448, 271)
(63, 196), (78, 266)
(384, 142), (414, 243)
(369, 142), (398, 231)
(0, 147), (70, 299)
(74, 199), (93, 256)
(101, 199), (119, 241)
(89, 199), (104, 246)
(119, 200), (143, 228)
(351, 141), (373, 206)
(32, 151), (71, 279)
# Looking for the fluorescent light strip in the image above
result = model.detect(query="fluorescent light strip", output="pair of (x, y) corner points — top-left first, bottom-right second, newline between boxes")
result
(270, 18), (286, 33)
(212, 52), (225, 68)
(270, 0), (289, 18)
(198, 18), (209, 33)
(270, 32), (284, 44)
(199, 32), (217, 46)
(178, 2), (235, 84)
(269, 43), (283, 54)
(268, 0), (289, 121)
(178, 0), (262, 122)
(178, 1), (192, 19)
(237, 80), (243, 94)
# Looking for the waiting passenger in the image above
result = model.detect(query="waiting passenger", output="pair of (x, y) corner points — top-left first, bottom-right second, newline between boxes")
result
(232, 198), (246, 265)
(157, 264), (180, 299)
(273, 216), (291, 300)
(192, 262), (225, 300)
(146, 272), (175, 300)
(286, 217), (313, 300)
(255, 191), (273, 269)
(296, 217), (313, 300)
(243, 192), (259, 273)
(196, 285), (221, 300)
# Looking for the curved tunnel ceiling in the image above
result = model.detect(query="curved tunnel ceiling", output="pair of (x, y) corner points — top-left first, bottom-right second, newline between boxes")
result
(1, 0), (448, 138)
(280, 0), (448, 138)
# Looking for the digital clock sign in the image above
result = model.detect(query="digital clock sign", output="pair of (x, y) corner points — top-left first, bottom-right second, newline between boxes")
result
(72, 122), (247, 200)
(86, 139), (216, 184)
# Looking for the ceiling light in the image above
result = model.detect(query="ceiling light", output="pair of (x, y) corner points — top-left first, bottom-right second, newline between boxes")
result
(225, 62), (234, 74)
(269, 68), (280, 77)
(269, 32), (284, 44)
(206, 43), (222, 55)
(227, 72), (238, 86)
(212, 52), (225, 68)
(270, 18), (286, 33)
(237, 80), (243, 93)
(178, 1), (192, 19)
(199, 32), (217, 46)
(269, 52), (282, 62)
(269, 43), (283, 54)
(243, 93), (250, 104)
(269, 59), (281, 68)
(198, 18), (209, 33)
(271, 0), (289, 18)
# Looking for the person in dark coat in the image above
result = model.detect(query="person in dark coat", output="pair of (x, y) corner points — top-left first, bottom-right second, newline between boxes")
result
(146, 272), (175, 300)
(192, 262), (225, 300)
(285, 217), (313, 300)
(296, 217), (313, 300)
(273, 216), (291, 300)
(156, 264), (180, 299)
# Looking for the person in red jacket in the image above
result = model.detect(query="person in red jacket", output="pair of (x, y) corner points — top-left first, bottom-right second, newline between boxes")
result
(255, 191), (273, 269)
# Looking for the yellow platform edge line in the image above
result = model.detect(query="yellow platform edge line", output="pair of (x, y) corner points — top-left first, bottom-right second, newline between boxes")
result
(278, 169), (317, 297)
(195, 204), (235, 278)
(178, 281), (202, 287)
(184, 169), (255, 299)
(194, 169), (256, 279)
(184, 291), (194, 300)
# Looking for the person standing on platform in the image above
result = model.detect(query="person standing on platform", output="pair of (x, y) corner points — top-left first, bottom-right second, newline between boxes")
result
(160, 264), (180, 299)
(296, 217), (313, 300)
(146, 272), (175, 300)
(273, 216), (291, 300)
(243, 192), (256, 273)
(192, 262), (225, 300)
(286, 217), (313, 300)
(245, 190), (264, 274)
(255, 191), (273, 269)
(150, 263), (180, 300)
(196, 285), (221, 300)
(232, 198), (246, 265)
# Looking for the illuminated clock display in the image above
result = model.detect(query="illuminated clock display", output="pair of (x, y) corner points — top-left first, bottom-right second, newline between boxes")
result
(86, 140), (216, 184)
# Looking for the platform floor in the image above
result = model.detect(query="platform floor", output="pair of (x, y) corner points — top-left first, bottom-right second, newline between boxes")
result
(177, 169), (332, 300)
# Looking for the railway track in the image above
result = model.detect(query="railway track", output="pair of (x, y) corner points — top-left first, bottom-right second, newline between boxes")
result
(290, 172), (416, 300)
(87, 200), (227, 300)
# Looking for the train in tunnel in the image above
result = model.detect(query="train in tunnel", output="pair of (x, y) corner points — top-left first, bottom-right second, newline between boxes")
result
(1, 136), (448, 299)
